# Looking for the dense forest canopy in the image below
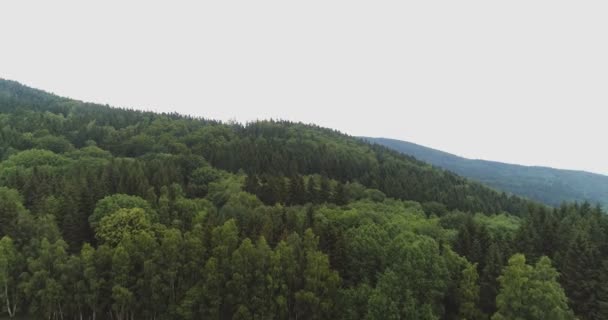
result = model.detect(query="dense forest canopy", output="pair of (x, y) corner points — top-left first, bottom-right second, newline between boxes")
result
(365, 137), (608, 208)
(0, 78), (606, 320)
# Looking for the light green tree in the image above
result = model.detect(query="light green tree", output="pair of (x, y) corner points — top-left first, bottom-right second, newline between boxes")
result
(22, 239), (69, 319)
(96, 208), (152, 246)
(80, 243), (101, 320)
(90, 194), (155, 230)
(492, 254), (575, 320)
(111, 245), (133, 320)
(0, 187), (28, 239)
(0, 236), (20, 318)
(458, 262), (483, 320)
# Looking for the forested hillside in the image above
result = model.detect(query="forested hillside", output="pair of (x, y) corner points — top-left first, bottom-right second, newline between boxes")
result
(365, 137), (608, 208)
(0, 78), (607, 319)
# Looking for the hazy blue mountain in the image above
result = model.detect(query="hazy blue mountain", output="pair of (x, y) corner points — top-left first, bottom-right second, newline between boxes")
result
(364, 137), (608, 208)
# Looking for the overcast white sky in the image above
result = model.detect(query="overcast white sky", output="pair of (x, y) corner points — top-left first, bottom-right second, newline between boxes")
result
(1, 1), (607, 174)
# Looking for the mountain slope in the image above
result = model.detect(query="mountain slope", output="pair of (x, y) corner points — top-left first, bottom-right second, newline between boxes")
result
(1, 78), (603, 320)
(0, 78), (536, 216)
(364, 137), (608, 207)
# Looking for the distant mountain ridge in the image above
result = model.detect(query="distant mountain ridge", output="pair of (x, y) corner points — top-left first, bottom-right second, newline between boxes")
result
(364, 137), (608, 208)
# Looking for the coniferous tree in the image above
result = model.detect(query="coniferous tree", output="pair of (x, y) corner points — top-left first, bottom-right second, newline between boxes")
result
(306, 178), (319, 204)
(0, 79), (606, 319)
(480, 242), (504, 315)
(560, 232), (602, 319)
(319, 176), (331, 204)
(596, 260), (608, 319)
(244, 174), (260, 197)
(332, 182), (348, 206)
(287, 175), (306, 205)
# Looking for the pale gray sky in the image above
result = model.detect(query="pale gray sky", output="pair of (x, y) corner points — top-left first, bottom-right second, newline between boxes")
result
(1, 1), (607, 174)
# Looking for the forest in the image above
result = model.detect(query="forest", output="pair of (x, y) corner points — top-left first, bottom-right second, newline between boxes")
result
(0, 78), (607, 319)
(365, 137), (608, 208)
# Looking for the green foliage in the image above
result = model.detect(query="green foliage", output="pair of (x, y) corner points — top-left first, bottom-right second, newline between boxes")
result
(188, 165), (222, 197)
(96, 208), (153, 246)
(364, 189), (386, 202)
(560, 231), (604, 319)
(0, 236), (21, 317)
(0, 79), (606, 319)
(21, 238), (70, 319)
(457, 262), (483, 320)
(90, 194), (156, 230)
(493, 254), (575, 320)
(33, 135), (75, 153)
(0, 187), (28, 239)
(368, 137), (608, 208)
(0, 149), (70, 169)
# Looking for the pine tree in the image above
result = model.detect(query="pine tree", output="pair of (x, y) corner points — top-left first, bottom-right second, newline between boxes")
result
(287, 175), (306, 205)
(596, 260), (608, 319)
(306, 178), (319, 204)
(332, 182), (347, 205)
(480, 242), (504, 315)
(560, 232), (602, 319)
(244, 174), (260, 196)
(319, 176), (331, 203)
(295, 230), (340, 320)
